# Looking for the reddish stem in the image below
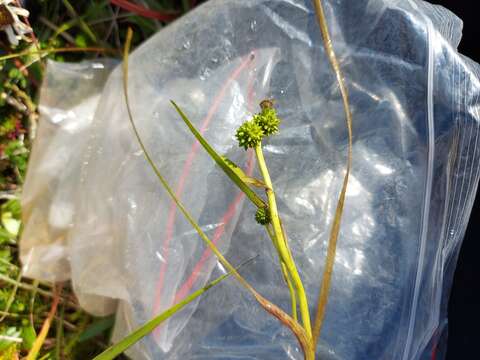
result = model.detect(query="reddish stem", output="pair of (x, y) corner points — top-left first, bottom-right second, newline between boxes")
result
(110, 0), (179, 22)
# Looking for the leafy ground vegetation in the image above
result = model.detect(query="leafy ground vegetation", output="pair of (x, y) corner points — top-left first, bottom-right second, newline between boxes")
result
(0, 1), (193, 358)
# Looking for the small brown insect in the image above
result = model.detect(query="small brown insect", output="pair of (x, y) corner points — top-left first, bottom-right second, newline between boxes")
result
(0, 5), (14, 27)
(260, 99), (275, 110)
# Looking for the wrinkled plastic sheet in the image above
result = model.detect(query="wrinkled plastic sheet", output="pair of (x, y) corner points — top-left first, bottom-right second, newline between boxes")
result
(20, 1), (480, 359)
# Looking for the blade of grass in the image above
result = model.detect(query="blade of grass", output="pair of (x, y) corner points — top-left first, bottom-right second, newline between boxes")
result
(0, 275), (39, 294)
(22, 323), (37, 351)
(0, 274), (78, 309)
(181, 0), (190, 12)
(123, 28), (313, 359)
(311, 0), (353, 349)
(0, 311), (23, 318)
(63, 313), (90, 355)
(0, 267), (22, 322)
(92, 258), (254, 360)
(171, 102), (267, 209)
(221, 156), (268, 188)
(78, 316), (115, 343)
(38, 16), (76, 44)
(29, 280), (39, 327)
(61, 0), (98, 43)
(49, 19), (78, 45)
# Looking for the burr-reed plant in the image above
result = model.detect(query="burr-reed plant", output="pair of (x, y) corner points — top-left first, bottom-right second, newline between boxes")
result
(236, 100), (312, 335)
(99, 0), (353, 356)
(96, 29), (316, 360)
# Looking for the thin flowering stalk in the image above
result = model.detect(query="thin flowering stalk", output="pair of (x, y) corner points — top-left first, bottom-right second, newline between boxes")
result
(254, 141), (312, 338)
(235, 102), (312, 337)
(266, 224), (298, 321)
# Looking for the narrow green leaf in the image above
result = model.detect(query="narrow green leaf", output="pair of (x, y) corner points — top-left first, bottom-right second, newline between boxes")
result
(78, 316), (115, 343)
(181, 0), (191, 12)
(92, 265), (243, 360)
(312, 0), (353, 348)
(22, 324), (37, 351)
(0, 268), (21, 322)
(222, 157), (268, 189)
(61, 0), (98, 43)
(170, 101), (267, 209)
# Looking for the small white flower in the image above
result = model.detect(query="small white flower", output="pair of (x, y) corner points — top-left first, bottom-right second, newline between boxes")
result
(0, 0), (32, 46)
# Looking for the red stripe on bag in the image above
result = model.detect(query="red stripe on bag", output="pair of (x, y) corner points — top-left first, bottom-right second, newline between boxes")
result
(152, 52), (257, 334)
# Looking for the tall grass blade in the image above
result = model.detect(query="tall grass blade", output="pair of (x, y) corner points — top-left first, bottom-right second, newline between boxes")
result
(92, 262), (248, 360)
(61, 0), (97, 43)
(78, 316), (115, 343)
(311, 0), (353, 349)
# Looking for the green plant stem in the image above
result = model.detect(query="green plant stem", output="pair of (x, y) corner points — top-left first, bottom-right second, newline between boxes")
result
(0, 47), (116, 62)
(0, 273), (72, 305)
(254, 144), (312, 338)
(61, 0), (97, 43)
(266, 225), (298, 321)
(0, 267), (22, 322)
(0, 310), (25, 318)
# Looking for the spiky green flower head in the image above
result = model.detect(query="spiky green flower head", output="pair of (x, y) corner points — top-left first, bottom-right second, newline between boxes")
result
(255, 207), (271, 225)
(253, 100), (281, 137)
(235, 120), (264, 150)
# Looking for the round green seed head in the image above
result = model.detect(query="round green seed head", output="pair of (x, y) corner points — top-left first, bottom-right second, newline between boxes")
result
(235, 120), (264, 150)
(253, 108), (280, 136)
(255, 207), (271, 225)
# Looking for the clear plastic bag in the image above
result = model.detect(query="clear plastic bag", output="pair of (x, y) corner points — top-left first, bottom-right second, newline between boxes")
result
(21, 59), (116, 283)
(20, 1), (480, 359)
